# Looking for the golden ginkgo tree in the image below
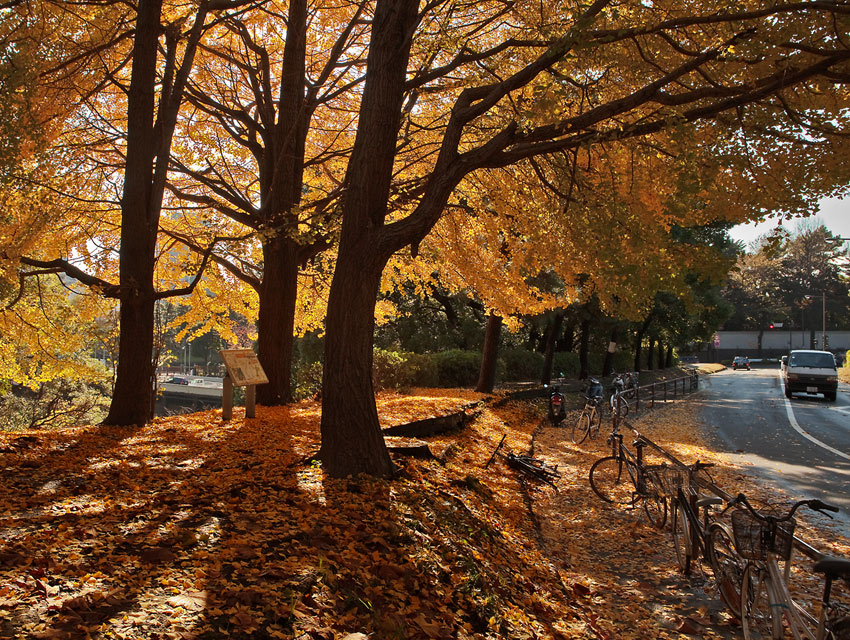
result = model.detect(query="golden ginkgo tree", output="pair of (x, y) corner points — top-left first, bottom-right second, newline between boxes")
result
(315, 0), (850, 477)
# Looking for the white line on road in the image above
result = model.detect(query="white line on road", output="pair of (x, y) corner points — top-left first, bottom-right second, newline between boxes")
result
(779, 372), (850, 461)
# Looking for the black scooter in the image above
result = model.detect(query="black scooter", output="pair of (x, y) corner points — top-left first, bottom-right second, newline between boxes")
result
(547, 385), (566, 426)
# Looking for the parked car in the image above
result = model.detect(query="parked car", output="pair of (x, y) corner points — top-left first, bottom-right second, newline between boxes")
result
(783, 349), (838, 401)
(732, 356), (750, 371)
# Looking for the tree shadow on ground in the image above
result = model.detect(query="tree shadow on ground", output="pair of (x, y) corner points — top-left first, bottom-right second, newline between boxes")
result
(1, 396), (586, 640)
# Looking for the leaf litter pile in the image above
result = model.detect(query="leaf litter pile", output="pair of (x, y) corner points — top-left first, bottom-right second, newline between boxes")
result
(1, 389), (848, 640)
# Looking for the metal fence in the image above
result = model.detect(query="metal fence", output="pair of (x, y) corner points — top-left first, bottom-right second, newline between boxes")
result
(611, 371), (700, 425)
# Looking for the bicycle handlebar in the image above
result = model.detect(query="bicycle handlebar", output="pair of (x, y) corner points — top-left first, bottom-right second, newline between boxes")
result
(731, 493), (840, 522)
(808, 499), (839, 515)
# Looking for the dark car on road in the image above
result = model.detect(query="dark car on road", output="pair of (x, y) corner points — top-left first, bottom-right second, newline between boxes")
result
(732, 356), (750, 371)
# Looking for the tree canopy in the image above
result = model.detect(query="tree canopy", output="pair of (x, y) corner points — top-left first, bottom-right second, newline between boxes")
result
(724, 222), (850, 335)
(1, 0), (849, 476)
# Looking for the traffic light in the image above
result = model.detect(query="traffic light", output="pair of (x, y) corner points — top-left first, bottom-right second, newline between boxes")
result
(769, 323), (774, 329)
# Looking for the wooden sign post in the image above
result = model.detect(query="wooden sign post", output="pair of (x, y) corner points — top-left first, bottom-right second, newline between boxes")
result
(220, 349), (269, 420)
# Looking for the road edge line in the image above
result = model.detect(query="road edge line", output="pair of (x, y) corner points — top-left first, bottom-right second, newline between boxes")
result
(779, 371), (850, 462)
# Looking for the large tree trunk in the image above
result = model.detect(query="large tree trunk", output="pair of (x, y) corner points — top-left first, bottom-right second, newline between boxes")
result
(602, 325), (618, 377)
(527, 328), (540, 352)
(633, 312), (654, 372)
(541, 311), (563, 385)
(319, 0), (418, 478)
(256, 238), (299, 405)
(579, 316), (590, 379)
(104, 0), (163, 426)
(255, 0), (308, 406)
(476, 313), (503, 393)
(107, 293), (156, 424)
(320, 251), (391, 477)
(647, 337), (656, 370)
(562, 323), (575, 352)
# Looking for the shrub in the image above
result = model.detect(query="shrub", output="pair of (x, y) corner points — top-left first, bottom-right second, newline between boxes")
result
(402, 352), (440, 388)
(0, 380), (109, 432)
(433, 350), (482, 388)
(552, 352), (580, 378)
(372, 349), (405, 391)
(500, 348), (545, 382)
(372, 349), (440, 391)
(292, 361), (323, 400)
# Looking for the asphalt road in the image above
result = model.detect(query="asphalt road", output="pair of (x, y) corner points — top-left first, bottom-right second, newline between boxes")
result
(697, 364), (850, 537)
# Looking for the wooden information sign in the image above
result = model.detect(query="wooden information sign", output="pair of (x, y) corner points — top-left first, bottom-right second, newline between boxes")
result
(220, 349), (268, 420)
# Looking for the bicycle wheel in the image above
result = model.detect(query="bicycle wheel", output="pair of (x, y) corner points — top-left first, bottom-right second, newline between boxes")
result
(641, 472), (667, 529)
(589, 456), (638, 506)
(671, 502), (692, 574)
(572, 411), (591, 444)
(589, 406), (603, 439)
(706, 522), (744, 617)
(741, 563), (781, 640)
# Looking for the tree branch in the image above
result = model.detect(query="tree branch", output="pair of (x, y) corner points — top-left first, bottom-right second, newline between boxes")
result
(17, 257), (121, 298)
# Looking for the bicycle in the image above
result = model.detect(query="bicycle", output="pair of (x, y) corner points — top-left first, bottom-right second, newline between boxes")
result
(732, 493), (848, 640)
(588, 422), (667, 528)
(611, 370), (638, 399)
(655, 462), (744, 616)
(608, 390), (630, 421)
(572, 379), (604, 444)
(485, 434), (561, 488)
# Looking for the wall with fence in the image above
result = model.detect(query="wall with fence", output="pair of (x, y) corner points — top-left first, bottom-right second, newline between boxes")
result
(697, 330), (850, 361)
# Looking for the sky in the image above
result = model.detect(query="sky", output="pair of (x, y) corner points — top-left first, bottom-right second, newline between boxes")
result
(729, 196), (850, 248)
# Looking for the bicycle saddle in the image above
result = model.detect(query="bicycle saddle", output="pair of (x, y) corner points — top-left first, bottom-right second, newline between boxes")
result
(813, 555), (850, 579)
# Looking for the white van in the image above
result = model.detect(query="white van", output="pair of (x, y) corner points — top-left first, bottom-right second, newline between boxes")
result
(783, 350), (838, 402)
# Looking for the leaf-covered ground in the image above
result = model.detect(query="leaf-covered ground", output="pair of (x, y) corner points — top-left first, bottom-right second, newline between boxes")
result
(1, 386), (847, 639)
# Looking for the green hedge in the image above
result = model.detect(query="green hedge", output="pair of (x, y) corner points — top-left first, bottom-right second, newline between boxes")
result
(500, 348), (545, 381)
(292, 361), (323, 400)
(432, 349), (483, 387)
(373, 349), (439, 391)
(552, 352), (580, 378)
(292, 346), (640, 397)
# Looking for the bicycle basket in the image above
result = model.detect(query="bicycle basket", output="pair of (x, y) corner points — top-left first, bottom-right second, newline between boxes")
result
(646, 465), (692, 497)
(731, 510), (796, 561)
